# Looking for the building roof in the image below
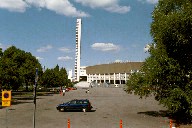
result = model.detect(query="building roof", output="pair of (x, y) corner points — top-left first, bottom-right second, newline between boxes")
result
(86, 62), (144, 74)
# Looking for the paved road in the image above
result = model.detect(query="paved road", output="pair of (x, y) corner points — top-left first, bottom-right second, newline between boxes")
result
(0, 87), (170, 128)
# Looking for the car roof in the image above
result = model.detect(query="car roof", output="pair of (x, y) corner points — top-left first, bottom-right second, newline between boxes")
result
(73, 99), (88, 101)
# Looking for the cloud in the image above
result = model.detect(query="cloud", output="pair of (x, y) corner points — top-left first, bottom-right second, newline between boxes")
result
(75, 0), (130, 14)
(138, 0), (158, 4)
(105, 5), (131, 14)
(0, 0), (28, 12)
(36, 56), (44, 60)
(91, 43), (120, 52)
(25, 0), (46, 8)
(0, 43), (3, 49)
(146, 0), (158, 4)
(57, 56), (73, 61)
(58, 47), (72, 52)
(0, 0), (89, 17)
(26, 0), (89, 17)
(0, 0), (130, 15)
(144, 44), (150, 52)
(0, 43), (11, 51)
(114, 59), (122, 63)
(37, 45), (53, 52)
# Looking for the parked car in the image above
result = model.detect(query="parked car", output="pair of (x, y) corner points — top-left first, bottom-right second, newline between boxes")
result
(64, 88), (69, 92)
(115, 84), (119, 87)
(56, 99), (93, 112)
(67, 87), (77, 90)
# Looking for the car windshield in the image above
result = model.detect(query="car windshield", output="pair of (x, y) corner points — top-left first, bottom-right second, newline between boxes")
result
(83, 101), (88, 104)
(70, 100), (77, 104)
(64, 101), (71, 104)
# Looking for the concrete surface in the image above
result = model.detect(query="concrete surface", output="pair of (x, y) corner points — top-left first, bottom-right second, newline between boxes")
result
(0, 87), (170, 128)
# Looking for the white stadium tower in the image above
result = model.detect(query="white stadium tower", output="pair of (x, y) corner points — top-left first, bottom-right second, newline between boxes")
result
(74, 18), (82, 82)
(72, 18), (144, 87)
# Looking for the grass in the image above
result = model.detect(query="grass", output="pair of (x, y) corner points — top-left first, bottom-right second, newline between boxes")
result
(0, 91), (55, 107)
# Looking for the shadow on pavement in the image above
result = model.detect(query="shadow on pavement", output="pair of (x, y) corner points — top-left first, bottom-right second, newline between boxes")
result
(137, 110), (169, 117)
(59, 109), (96, 112)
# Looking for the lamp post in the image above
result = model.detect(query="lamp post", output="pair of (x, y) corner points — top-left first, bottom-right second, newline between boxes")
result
(33, 68), (38, 128)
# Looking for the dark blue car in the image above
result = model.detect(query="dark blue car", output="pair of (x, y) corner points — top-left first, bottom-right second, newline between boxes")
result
(56, 99), (93, 112)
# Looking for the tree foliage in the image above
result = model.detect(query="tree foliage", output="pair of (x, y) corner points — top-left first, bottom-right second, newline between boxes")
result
(125, 0), (192, 122)
(0, 46), (42, 90)
(0, 48), (3, 57)
(0, 48), (3, 89)
(0, 46), (72, 91)
(40, 65), (72, 88)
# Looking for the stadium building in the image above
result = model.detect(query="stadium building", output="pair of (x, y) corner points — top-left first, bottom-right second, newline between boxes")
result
(72, 18), (144, 85)
(86, 62), (144, 84)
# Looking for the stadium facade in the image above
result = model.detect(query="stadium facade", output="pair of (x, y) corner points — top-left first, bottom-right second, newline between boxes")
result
(86, 62), (144, 84)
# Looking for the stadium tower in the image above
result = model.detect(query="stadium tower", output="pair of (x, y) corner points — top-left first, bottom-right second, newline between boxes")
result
(74, 18), (82, 82)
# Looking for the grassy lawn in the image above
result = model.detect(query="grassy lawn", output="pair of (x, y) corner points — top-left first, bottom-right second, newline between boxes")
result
(0, 91), (55, 107)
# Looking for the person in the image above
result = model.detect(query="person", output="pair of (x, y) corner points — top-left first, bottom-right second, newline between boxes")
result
(62, 89), (65, 96)
(85, 89), (89, 93)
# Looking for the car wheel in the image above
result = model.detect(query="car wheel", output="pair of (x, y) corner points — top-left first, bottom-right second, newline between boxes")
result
(59, 107), (65, 112)
(82, 108), (87, 112)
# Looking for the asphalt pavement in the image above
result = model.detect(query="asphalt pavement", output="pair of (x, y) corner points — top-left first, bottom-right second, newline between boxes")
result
(0, 87), (170, 128)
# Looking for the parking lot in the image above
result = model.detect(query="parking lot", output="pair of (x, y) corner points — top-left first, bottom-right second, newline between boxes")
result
(0, 87), (170, 128)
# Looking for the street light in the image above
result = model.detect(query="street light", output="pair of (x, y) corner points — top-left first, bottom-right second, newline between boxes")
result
(33, 68), (38, 128)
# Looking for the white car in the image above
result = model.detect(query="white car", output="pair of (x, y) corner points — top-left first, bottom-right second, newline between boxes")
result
(115, 84), (119, 87)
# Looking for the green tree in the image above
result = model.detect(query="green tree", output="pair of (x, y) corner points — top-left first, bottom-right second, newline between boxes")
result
(40, 65), (71, 88)
(1, 46), (23, 90)
(0, 46), (42, 90)
(40, 69), (52, 88)
(0, 48), (3, 89)
(18, 52), (43, 91)
(126, 0), (192, 122)
(59, 67), (71, 87)
(0, 48), (3, 57)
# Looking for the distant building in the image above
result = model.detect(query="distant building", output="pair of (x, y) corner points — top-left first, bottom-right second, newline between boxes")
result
(86, 62), (144, 84)
(68, 70), (73, 82)
(80, 66), (87, 76)
(79, 66), (87, 81)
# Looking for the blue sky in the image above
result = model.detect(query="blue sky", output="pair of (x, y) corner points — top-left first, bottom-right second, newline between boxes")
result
(0, 0), (158, 72)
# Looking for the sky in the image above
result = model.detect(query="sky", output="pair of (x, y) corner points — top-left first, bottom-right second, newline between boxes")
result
(0, 0), (158, 72)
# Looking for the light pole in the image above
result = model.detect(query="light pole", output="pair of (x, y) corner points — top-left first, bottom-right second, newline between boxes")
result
(33, 68), (38, 128)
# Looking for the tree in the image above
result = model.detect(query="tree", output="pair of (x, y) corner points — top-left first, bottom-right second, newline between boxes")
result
(1, 46), (23, 90)
(126, 0), (192, 123)
(18, 52), (43, 91)
(0, 48), (3, 57)
(40, 65), (71, 88)
(0, 48), (3, 89)
(0, 46), (42, 90)
(59, 67), (72, 87)
(40, 69), (52, 88)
